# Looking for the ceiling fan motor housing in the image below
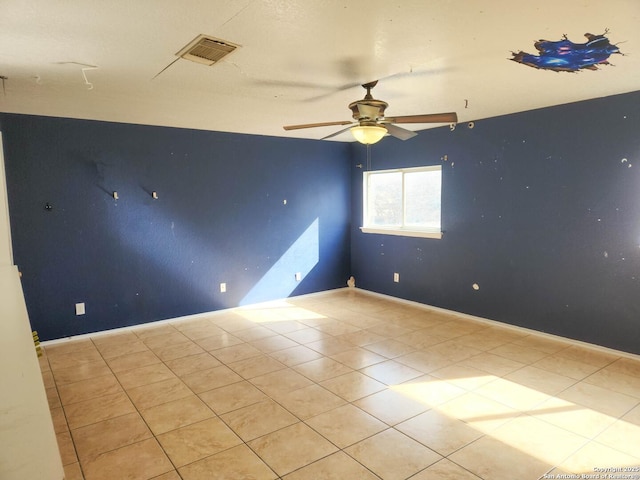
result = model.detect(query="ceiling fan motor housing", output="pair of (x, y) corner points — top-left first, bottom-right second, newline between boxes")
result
(349, 99), (388, 122)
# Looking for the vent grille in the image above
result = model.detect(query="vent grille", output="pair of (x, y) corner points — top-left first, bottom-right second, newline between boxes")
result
(176, 35), (239, 66)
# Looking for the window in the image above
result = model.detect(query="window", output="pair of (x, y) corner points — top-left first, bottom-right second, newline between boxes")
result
(362, 165), (442, 239)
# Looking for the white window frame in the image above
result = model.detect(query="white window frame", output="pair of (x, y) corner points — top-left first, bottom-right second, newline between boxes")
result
(361, 165), (442, 239)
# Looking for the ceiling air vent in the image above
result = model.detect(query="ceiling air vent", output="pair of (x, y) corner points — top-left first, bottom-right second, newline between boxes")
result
(176, 35), (239, 66)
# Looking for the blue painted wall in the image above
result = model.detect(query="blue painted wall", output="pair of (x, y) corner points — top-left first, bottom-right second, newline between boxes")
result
(350, 91), (640, 355)
(3, 91), (639, 353)
(1, 115), (351, 340)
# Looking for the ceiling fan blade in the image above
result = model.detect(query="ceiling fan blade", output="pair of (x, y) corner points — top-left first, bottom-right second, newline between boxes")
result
(321, 125), (356, 140)
(384, 123), (418, 141)
(305, 81), (363, 102)
(283, 120), (353, 131)
(384, 112), (458, 124)
(356, 103), (380, 120)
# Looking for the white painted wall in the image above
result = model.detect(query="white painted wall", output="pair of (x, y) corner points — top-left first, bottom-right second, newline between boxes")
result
(0, 134), (64, 480)
(0, 133), (13, 266)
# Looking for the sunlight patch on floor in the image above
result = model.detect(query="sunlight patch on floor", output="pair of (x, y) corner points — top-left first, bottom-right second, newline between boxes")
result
(392, 376), (640, 474)
(235, 299), (327, 323)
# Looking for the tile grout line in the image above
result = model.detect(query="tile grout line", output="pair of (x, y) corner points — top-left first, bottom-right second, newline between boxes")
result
(42, 291), (640, 479)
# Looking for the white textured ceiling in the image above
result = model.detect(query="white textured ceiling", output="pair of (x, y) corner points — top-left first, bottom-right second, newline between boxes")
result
(1, 0), (638, 142)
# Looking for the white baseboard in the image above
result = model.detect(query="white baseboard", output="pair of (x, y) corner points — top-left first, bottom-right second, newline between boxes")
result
(355, 288), (640, 361)
(42, 286), (640, 362)
(41, 288), (349, 346)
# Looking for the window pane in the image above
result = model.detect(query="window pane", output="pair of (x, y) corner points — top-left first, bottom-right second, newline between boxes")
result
(404, 170), (441, 229)
(368, 172), (402, 226)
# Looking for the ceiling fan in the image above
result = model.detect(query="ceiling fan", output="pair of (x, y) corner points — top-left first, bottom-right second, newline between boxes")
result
(283, 80), (458, 144)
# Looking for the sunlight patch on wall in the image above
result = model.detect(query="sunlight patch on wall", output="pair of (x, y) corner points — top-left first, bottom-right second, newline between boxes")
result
(240, 218), (320, 306)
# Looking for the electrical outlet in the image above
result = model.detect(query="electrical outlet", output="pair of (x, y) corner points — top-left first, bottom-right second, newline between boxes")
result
(75, 302), (86, 315)
(220, 282), (227, 293)
(295, 272), (302, 282)
(393, 273), (400, 283)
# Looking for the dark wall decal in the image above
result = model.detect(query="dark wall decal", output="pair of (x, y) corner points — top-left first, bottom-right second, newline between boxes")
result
(511, 30), (622, 72)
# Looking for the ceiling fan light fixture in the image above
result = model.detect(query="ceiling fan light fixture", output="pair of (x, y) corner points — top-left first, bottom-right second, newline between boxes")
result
(350, 125), (387, 145)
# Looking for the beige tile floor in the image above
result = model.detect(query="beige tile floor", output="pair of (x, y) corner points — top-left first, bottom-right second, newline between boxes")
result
(40, 289), (640, 480)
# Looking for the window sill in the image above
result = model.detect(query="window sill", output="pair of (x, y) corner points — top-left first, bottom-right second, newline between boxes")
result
(360, 227), (443, 239)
